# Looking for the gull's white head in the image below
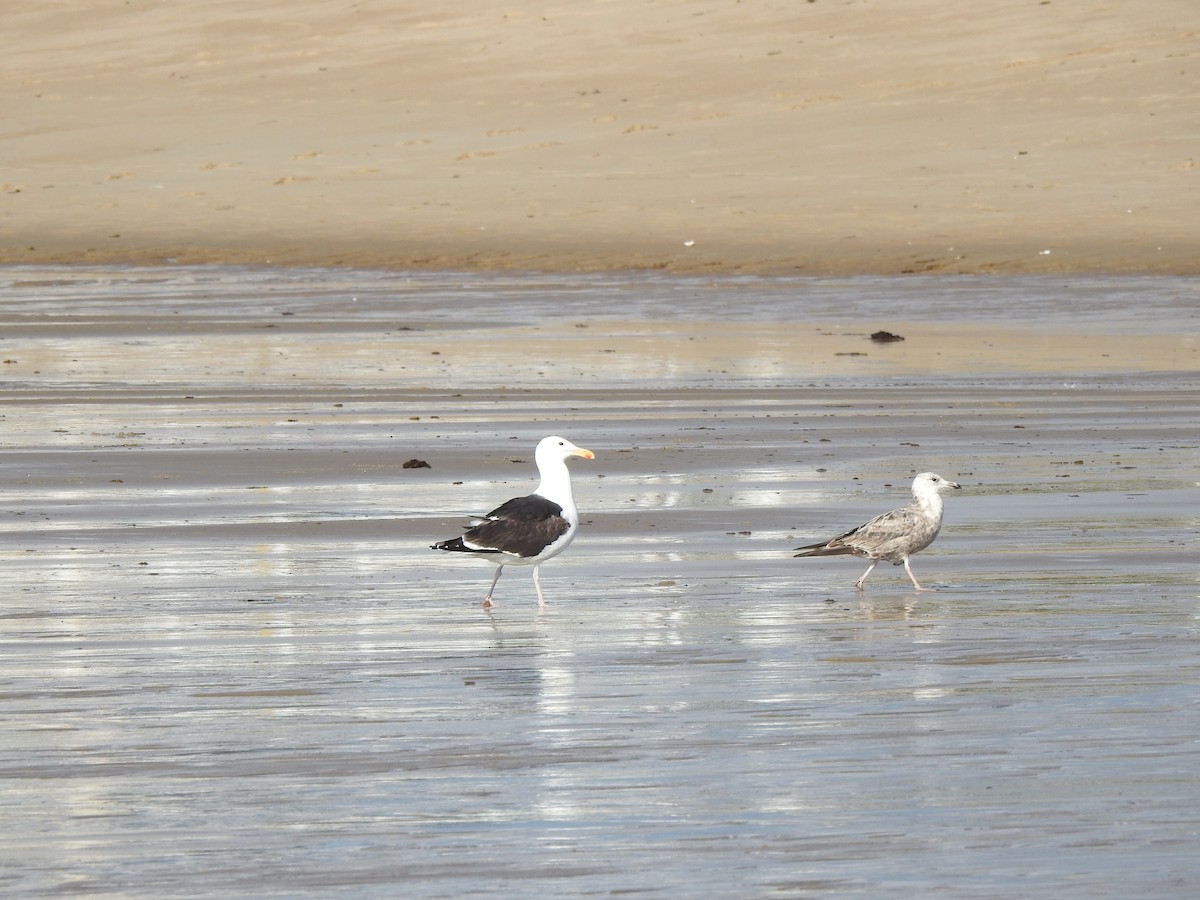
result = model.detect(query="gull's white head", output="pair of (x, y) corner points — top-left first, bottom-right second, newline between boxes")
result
(536, 435), (595, 465)
(913, 472), (961, 495)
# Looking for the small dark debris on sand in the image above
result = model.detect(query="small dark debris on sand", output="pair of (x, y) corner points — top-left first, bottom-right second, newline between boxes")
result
(870, 330), (905, 342)
(403, 458), (431, 469)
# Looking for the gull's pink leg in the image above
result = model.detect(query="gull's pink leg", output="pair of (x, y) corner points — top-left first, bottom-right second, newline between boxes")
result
(854, 560), (879, 590)
(532, 565), (546, 609)
(482, 566), (504, 608)
(904, 558), (934, 592)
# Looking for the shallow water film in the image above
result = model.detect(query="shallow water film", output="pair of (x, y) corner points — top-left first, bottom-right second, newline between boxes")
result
(1, 268), (1197, 898)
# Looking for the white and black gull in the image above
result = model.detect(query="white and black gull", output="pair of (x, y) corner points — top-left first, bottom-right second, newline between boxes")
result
(432, 436), (594, 608)
(794, 472), (961, 592)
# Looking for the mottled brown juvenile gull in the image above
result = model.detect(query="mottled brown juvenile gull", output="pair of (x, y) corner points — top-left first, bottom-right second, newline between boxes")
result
(794, 472), (961, 592)
(432, 436), (594, 609)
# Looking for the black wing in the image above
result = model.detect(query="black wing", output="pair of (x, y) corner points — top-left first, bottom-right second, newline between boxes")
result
(484, 493), (563, 522)
(462, 493), (569, 558)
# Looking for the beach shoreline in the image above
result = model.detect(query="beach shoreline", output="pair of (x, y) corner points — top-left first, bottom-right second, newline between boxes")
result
(7, 236), (1198, 278)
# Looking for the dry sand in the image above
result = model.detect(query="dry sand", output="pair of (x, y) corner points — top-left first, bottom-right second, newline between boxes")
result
(4, 0), (1198, 274)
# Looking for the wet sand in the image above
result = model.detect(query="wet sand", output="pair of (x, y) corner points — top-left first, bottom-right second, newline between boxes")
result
(1, 267), (1197, 896)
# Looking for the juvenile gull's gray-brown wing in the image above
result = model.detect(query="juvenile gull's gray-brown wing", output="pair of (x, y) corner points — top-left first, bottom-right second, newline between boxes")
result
(836, 506), (939, 559)
(798, 505), (939, 562)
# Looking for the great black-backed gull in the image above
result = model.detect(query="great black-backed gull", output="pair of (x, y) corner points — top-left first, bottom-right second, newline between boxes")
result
(794, 472), (961, 592)
(431, 435), (594, 608)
